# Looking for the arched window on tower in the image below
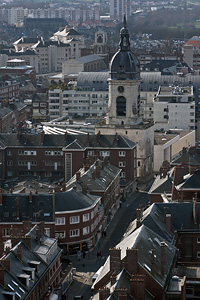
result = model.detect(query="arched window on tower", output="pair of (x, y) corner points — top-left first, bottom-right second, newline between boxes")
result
(116, 96), (126, 116)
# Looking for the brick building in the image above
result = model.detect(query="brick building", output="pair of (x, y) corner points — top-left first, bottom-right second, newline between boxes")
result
(0, 224), (72, 300)
(0, 133), (137, 192)
(92, 202), (200, 300)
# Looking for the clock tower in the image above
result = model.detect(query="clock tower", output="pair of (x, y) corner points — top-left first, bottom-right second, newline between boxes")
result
(106, 16), (142, 126)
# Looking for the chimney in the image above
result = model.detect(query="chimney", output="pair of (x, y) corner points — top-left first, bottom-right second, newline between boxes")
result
(92, 170), (96, 180)
(29, 191), (32, 203)
(0, 189), (2, 206)
(126, 248), (138, 275)
(164, 206), (168, 222)
(16, 196), (19, 219)
(0, 266), (4, 286)
(189, 146), (196, 155)
(182, 147), (187, 154)
(104, 156), (108, 166)
(114, 132), (118, 146)
(193, 198), (197, 225)
(62, 182), (66, 192)
(36, 227), (41, 241)
(136, 208), (141, 228)
(35, 189), (38, 194)
(99, 287), (110, 300)
(110, 248), (121, 273)
(160, 242), (165, 276)
(151, 248), (155, 276)
(76, 171), (81, 182)
(130, 275), (146, 300)
(2, 260), (10, 272)
(96, 166), (101, 178)
(82, 182), (87, 194)
(22, 220), (32, 235)
(41, 130), (44, 145)
(114, 288), (127, 300)
(17, 131), (20, 141)
(17, 246), (22, 261)
(166, 214), (171, 233)
(173, 166), (184, 185)
(64, 130), (67, 142)
(0, 244), (4, 257)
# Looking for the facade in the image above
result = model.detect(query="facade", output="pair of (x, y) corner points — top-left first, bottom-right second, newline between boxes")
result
(32, 39), (81, 73)
(0, 59), (36, 81)
(153, 85), (195, 131)
(95, 18), (154, 182)
(0, 133), (136, 185)
(109, 0), (131, 21)
(49, 73), (109, 120)
(0, 80), (20, 104)
(154, 130), (195, 173)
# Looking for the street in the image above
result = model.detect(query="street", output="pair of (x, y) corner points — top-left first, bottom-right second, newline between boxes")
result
(65, 186), (150, 299)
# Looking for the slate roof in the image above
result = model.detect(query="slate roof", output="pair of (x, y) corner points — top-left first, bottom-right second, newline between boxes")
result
(77, 72), (109, 91)
(0, 193), (54, 222)
(66, 162), (121, 193)
(171, 151), (200, 165)
(0, 107), (12, 118)
(176, 169), (200, 190)
(148, 169), (174, 194)
(142, 60), (192, 74)
(0, 225), (61, 299)
(55, 189), (100, 212)
(76, 54), (104, 64)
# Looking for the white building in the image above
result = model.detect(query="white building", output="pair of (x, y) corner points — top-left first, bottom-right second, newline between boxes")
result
(153, 85), (195, 131)
(109, 0), (131, 21)
(48, 72), (109, 120)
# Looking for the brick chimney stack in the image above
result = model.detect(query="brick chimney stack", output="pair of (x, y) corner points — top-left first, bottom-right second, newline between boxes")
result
(29, 191), (32, 203)
(126, 248), (138, 275)
(17, 246), (22, 260)
(99, 287), (110, 300)
(110, 247), (121, 273)
(151, 248), (155, 276)
(41, 130), (44, 145)
(130, 275), (146, 300)
(82, 182), (87, 194)
(173, 166), (185, 185)
(193, 198), (197, 225)
(166, 214), (171, 233)
(160, 242), (165, 276)
(76, 171), (81, 182)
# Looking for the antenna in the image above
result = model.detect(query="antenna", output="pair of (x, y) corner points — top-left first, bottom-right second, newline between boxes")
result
(184, 0), (187, 41)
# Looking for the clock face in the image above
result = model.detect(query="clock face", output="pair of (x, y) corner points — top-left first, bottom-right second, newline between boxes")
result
(118, 86), (124, 93)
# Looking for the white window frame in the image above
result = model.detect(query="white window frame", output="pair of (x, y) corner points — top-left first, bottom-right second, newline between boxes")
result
(197, 252), (200, 258)
(55, 217), (65, 225)
(83, 226), (90, 235)
(70, 229), (80, 237)
(119, 151), (125, 157)
(119, 161), (126, 167)
(70, 216), (80, 224)
(120, 172), (126, 178)
(83, 213), (89, 222)
(55, 231), (65, 238)
(197, 237), (200, 244)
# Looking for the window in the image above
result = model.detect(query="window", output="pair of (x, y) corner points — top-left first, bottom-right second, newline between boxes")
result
(88, 151), (94, 156)
(55, 217), (65, 225)
(70, 229), (80, 237)
(55, 231), (65, 238)
(70, 216), (80, 224)
(197, 237), (200, 244)
(83, 213), (89, 222)
(197, 252), (200, 258)
(7, 161), (13, 166)
(119, 162), (126, 167)
(138, 161), (141, 167)
(120, 172), (126, 178)
(45, 228), (50, 237)
(3, 228), (10, 237)
(91, 211), (94, 219)
(186, 287), (194, 295)
(119, 151), (125, 157)
(100, 151), (110, 157)
(7, 150), (12, 156)
(83, 226), (90, 235)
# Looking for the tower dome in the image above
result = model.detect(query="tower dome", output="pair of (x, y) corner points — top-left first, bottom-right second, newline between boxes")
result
(110, 16), (140, 80)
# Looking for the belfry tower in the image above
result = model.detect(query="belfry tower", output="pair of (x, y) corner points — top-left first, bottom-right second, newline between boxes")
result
(95, 16), (154, 182)
(106, 15), (142, 125)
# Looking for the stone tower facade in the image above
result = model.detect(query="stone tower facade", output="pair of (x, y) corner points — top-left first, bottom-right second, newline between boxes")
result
(106, 16), (142, 126)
